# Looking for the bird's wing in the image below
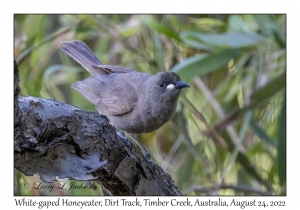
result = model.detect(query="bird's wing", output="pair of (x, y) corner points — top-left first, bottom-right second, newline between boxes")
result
(72, 74), (139, 116)
(60, 40), (137, 75)
(96, 65), (137, 74)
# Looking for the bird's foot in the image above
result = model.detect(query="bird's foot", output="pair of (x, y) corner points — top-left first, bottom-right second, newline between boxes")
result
(130, 134), (152, 160)
(117, 131), (132, 149)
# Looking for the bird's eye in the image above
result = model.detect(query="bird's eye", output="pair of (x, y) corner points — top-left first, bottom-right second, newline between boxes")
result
(159, 82), (164, 87)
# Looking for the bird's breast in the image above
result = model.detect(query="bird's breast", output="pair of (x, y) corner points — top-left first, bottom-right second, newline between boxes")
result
(140, 101), (177, 133)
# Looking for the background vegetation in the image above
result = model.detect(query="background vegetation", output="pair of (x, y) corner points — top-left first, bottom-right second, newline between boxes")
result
(14, 14), (286, 195)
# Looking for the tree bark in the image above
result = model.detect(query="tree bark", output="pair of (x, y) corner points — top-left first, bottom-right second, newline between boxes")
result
(14, 61), (182, 196)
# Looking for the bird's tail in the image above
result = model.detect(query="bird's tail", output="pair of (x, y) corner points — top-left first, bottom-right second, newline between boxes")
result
(60, 40), (105, 75)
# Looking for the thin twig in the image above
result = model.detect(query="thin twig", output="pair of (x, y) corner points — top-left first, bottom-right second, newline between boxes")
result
(193, 77), (246, 153)
(184, 97), (228, 149)
(161, 136), (182, 171)
(220, 111), (253, 182)
(16, 27), (71, 63)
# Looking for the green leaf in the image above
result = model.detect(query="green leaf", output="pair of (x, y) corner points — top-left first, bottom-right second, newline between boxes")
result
(152, 32), (165, 70)
(180, 31), (266, 50)
(215, 72), (286, 131)
(268, 163), (277, 184)
(178, 150), (194, 188)
(221, 111), (252, 181)
(249, 73), (286, 110)
(253, 15), (276, 37)
(75, 24), (93, 33)
(189, 17), (226, 28)
(277, 93), (286, 185)
(237, 72), (286, 114)
(272, 27), (286, 49)
(250, 120), (277, 148)
(247, 142), (262, 157)
(228, 15), (252, 32)
(119, 28), (139, 37)
(253, 15), (286, 49)
(43, 65), (83, 82)
(179, 32), (212, 50)
(171, 50), (240, 80)
(220, 131), (271, 189)
(178, 142), (202, 188)
(16, 27), (71, 63)
(146, 20), (181, 41)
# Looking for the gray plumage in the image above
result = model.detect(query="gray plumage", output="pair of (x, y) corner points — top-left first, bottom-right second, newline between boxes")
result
(60, 40), (189, 134)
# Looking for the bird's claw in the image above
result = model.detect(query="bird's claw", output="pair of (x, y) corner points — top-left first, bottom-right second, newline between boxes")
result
(117, 131), (132, 149)
(130, 134), (152, 160)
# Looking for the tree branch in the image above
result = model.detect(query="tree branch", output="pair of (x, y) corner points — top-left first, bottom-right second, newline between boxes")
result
(14, 61), (182, 196)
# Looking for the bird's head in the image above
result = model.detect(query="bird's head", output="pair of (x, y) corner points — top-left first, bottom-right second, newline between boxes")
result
(147, 71), (190, 103)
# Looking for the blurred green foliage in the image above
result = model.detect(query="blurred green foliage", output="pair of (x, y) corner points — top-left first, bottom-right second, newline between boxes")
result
(14, 14), (286, 195)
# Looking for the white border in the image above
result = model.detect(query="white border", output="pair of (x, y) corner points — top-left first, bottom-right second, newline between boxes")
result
(3, 0), (297, 209)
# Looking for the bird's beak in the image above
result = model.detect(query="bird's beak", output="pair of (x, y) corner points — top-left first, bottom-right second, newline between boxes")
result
(175, 81), (190, 89)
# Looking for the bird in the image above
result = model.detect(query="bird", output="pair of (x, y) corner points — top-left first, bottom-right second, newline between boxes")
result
(60, 40), (190, 158)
